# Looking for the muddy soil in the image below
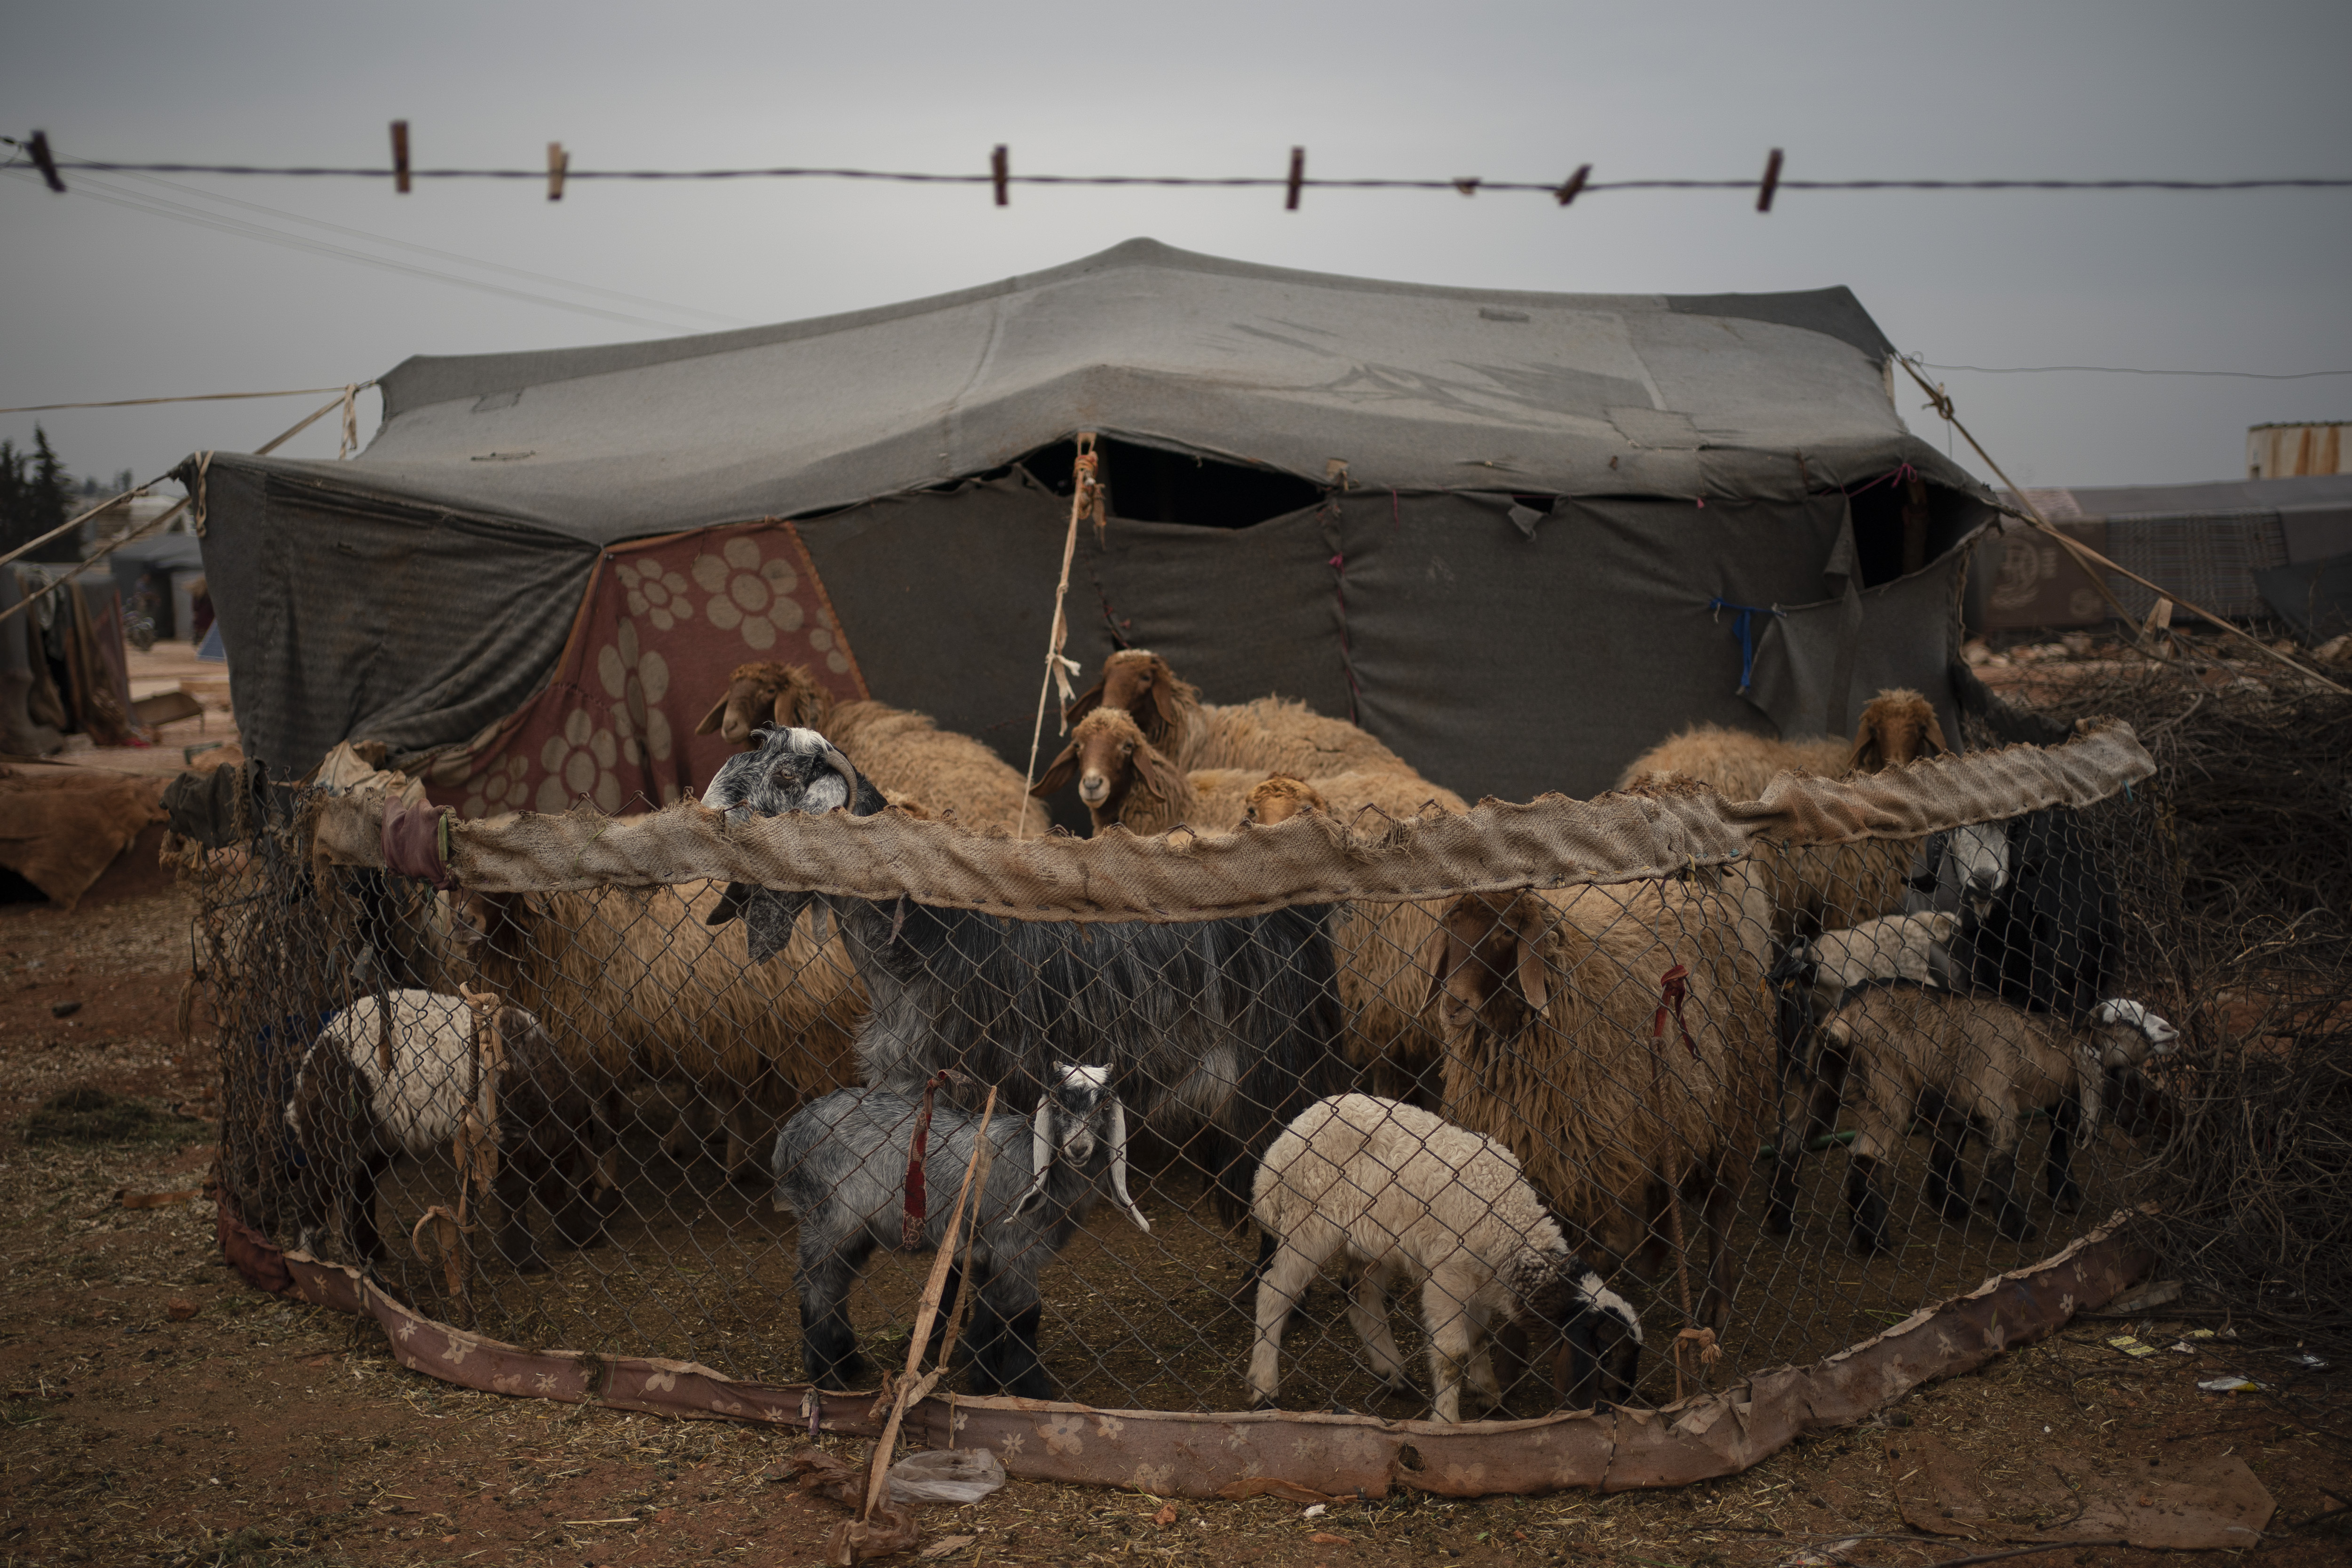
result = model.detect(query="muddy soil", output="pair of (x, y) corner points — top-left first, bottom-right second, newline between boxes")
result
(2, 888), (2347, 1567)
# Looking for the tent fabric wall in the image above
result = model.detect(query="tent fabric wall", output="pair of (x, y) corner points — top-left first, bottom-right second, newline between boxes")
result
(194, 461), (598, 775)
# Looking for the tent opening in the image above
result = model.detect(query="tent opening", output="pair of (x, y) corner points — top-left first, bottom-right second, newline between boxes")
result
(1848, 476), (1985, 588)
(1017, 436), (1326, 528)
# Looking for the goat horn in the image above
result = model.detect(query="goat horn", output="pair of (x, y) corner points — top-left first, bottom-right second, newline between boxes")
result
(818, 743), (863, 804)
(1006, 1099), (1055, 1224)
(1105, 1096), (1150, 1234)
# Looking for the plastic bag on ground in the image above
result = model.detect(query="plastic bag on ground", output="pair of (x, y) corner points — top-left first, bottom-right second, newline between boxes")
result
(888, 1447), (1007, 1504)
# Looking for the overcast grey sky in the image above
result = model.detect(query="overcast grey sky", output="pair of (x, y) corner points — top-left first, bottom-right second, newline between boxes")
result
(4, 0), (2347, 499)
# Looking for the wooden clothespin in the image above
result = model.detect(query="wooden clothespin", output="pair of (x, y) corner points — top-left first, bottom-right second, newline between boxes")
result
(991, 144), (1009, 207)
(1285, 146), (1305, 211)
(390, 120), (411, 194)
(1453, 176), (1480, 197)
(28, 131), (64, 193)
(1555, 163), (1592, 207)
(1756, 147), (1784, 213)
(547, 142), (567, 202)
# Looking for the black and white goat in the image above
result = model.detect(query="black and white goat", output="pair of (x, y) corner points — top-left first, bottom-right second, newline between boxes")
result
(774, 1062), (1149, 1399)
(283, 989), (604, 1270)
(706, 727), (1347, 1226)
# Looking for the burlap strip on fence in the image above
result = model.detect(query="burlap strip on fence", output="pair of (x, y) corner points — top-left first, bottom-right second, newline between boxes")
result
(310, 721), (2152, 920)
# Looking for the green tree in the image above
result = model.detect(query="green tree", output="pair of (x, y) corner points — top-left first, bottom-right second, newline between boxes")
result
(0, 427), (79, 562)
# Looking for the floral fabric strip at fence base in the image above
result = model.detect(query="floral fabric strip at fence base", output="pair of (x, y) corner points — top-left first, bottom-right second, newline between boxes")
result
(222, 1197), (2154, 1500)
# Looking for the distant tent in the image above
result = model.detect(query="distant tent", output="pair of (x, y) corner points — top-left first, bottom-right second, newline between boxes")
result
(183, 238), (1990, 813)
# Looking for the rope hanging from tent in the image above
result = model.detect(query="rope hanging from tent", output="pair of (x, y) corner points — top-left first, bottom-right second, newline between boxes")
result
(1018, 433), (1104, 838)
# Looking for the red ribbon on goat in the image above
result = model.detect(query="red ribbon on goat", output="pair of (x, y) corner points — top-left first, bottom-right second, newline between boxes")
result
(901, 1071), (951, 1248)
(1653, 964), (1700, 1063)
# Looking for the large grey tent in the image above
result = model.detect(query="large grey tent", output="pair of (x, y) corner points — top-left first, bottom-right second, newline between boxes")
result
(185, 238), (1990, 812)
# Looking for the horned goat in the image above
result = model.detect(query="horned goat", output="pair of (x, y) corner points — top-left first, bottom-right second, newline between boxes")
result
(1058, 648), (1407, 780)
(776, 1063), (1150, 1399)
(283, 989), (602, 1270)
(1821, 984), (2177, 1251)
(707, 727), (1347, 1230)
(1422, 866), (1774, 1387)
(1250, 1094), (1642, 1421)
(694, 660), (1048, 836)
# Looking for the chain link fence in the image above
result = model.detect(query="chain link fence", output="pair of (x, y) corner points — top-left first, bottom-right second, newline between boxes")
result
(182, 727), (2182, 1423)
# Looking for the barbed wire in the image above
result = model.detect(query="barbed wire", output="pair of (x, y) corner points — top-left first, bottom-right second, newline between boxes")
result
(9, 132), (2349, 206)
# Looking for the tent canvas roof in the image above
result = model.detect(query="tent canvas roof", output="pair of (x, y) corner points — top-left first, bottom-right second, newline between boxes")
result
(218, 238), (1969, 545)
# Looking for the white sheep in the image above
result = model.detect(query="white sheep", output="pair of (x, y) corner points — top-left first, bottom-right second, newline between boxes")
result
(1249, 1094), (1642, 1422)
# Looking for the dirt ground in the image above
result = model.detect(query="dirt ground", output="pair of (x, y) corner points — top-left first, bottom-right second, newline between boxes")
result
(3, 887), (2348, 1568)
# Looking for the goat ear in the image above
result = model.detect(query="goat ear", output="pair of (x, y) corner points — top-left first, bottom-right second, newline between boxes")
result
(693, 696), (731, 737)
(1515, 934), (1551, 1015)
(1921, 710), (1952, 756)
(1062, 677), (1106, 729)
(1032, 742), (1079, 798)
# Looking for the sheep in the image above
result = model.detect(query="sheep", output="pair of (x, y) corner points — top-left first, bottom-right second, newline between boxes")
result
(1621, 689), (1958, 941)
(1025, 706), (1268, 837)
(1906, 820), (2015, 926)
(1954, 807), (2120, 1024)
(694, 660), (1048, 836)
(775, 1063), (1150, 1399)
(1420, 871), (1774, 1390)
(1058, 648), (1408, 780)
(1760, 911), (1961, 1234)
(1249, 1094), (1644, 1421)
(1615, 687), (1952, 798)
(1242, 773), (1470, 1103)
(283, 989), (603, 1271)
(1821, 984), (2178, 1251)
(454, 875), (866, 1184)
(706, 727), (1348, 1233)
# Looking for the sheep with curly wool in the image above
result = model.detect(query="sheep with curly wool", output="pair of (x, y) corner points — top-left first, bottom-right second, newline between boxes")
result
(1057, 648), (1407, 780)
(694, 660), (1047, 836)
(284, 989), (603, 1270)
(706, 728), (1347, 1231)
(454, 875), (866, 1184)
(1621, 688), (1956, 940)
(1242, 773), (1469, 1103)
(1250, 1094), (1642, 1420)
(775, 1063), (1150, 1399)
(1822, 984), (2177, 1252)
(1421, 863), (1774, 1388)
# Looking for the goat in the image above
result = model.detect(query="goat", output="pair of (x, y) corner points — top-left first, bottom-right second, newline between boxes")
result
(694, 660), (1048, 836)
(707, 727), (1348, 1232)
(1823, 984), (2177, 1251)
(775, 1063), (1149, 1399)
(1249, 1094), (1642, 1421)
(1027, 706), (1265, 836)
(283, 989), (603, 1271)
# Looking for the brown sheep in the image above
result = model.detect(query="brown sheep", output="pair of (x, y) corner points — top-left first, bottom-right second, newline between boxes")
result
(693, 661), (1047, 837)
(1060, 648), (1408, 780)
(1028, 707), (1269, 837)
(1419, 872), (1774, 1385)
(1242, 773), (1470, 1104)
(454, 876), (866, 1183)
(1619, 688), (1955, 939)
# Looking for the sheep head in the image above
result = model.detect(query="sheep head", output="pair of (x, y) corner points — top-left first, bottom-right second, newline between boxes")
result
(1008, 1063), (1150, 1234)
(1421, 890), (1557, 1043)
(1242, 774), (1327, 827)
(2074, 999), (2180, 1133)
(693, 661), (835, 748)
(1848, 687), (1950, 772)
(1030, 707), (1184, 830)
(1061, 649), (1198, 751)
(703, 727), (889, 962)
(1941, 820), (2013, 915)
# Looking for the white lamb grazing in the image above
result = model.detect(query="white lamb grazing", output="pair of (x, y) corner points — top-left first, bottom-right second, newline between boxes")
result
(1249, 1094), (1641, 1423)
